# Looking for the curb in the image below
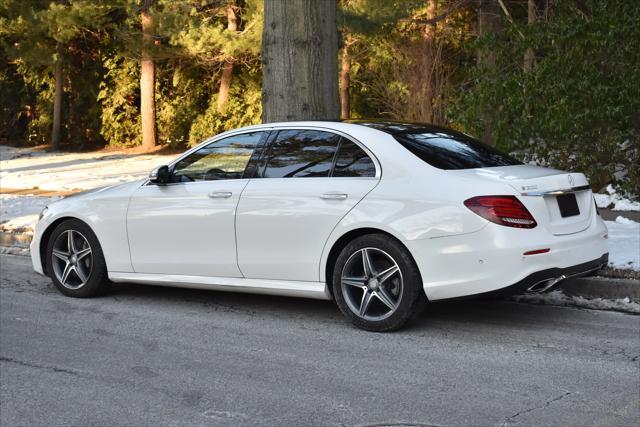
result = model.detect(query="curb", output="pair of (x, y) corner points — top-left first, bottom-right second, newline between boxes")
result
(558, 276), (640, 302)
(599, 208), (640, 222)
(0, 230), (31, 248)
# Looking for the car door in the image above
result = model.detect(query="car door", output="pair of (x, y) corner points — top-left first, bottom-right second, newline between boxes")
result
(236, 129), (380, 281)
(127, 131), (268, 277)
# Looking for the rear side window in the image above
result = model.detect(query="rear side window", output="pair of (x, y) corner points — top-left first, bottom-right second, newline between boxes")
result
(333, 139), (376, 177)
(394, 131), (522, 170)
(262, 130), (340, 178)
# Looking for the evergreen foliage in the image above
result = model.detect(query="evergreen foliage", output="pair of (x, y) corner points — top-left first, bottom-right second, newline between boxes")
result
(0, 0), (637, 192)
(449, 0), (639, 193)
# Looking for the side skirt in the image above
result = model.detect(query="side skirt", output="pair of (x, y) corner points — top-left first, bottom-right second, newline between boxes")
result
(108, 272), (332, 300)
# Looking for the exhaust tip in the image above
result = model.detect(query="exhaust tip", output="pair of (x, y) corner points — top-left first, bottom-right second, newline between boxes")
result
(527, 275), (566, 293)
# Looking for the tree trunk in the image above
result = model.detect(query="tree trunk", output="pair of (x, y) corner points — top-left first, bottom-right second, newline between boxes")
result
(217, 4), (238, 111)
(51, 52), (62, 150)
(339, 36), (352, 119)
(419, 0), (437, 123)
(477, 0), (501, 68)
(262, 0), (339, 123)
(523, 0), (536, 72)
(140, 0), (157, 150)
(477, 0), (501, 146)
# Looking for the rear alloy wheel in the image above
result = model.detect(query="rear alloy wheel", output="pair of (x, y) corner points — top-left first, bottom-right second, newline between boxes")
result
(46, 219), (109, 297)
(332, 234), (426, 331)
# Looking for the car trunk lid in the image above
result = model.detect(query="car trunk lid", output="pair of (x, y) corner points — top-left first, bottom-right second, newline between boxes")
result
(453, 165), (594, 235)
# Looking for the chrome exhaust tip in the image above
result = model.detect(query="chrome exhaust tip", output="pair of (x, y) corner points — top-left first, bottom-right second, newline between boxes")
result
(527, 275), (567, 293)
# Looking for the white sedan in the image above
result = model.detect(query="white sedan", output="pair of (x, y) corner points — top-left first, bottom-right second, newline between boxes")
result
(31, 121), (609, 331)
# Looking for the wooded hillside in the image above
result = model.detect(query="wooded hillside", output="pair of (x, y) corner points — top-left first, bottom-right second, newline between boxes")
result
(0, 0), (638, 192)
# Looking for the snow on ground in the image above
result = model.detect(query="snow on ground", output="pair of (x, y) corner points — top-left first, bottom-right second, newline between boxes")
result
(513, 290), (640, 314)
(0, 194), (61, 231)
(0, 145), (176, 192)
(594, 184), (640, 211)
(606, 217), (640, 271)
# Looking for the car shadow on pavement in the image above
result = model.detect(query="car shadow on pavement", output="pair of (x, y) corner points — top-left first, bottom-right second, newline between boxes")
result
(106, 281), (590, 333)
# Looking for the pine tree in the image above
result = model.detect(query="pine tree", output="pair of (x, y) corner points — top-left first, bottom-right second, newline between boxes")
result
(262, 0), (339, 122)
(140, 0), (157, 149)
(0, 0), (117, 149)
(338, 0), (419, 120)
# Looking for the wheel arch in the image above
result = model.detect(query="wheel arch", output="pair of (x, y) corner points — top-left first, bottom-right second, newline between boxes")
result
(323, 227), (420, 298)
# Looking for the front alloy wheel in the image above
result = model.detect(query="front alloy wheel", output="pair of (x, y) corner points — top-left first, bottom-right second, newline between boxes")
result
(51, 230), (93, 289)
(46, 219), (109, 298)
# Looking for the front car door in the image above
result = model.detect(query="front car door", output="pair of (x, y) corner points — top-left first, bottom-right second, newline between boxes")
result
(127, 131), (268, 277)
(236, 128), (380, 281)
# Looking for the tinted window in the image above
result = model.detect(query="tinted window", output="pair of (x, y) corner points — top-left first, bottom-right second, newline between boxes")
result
(333, 139), (376, 177)
(262, 130), (340, 178)
(394, 131), (522, 170)
(172, 132), (264, 182)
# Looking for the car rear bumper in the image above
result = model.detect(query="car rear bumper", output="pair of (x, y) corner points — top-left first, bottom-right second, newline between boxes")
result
(472, 253), (608, 298)
(406, 214), (609, 301)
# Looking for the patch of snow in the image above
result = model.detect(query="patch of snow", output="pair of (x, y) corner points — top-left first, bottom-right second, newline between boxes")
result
(594, 184), (640, 211)
(604, 217), (640, 271)
(0, 245), (30, 256)
(0, 194), (61, 232)
(0, 146), (176, 192)
(614, 216), (636, 226)
(513, 290), (640, 314)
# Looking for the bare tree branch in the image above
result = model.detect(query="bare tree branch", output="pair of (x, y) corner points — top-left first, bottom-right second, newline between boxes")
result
(402, 0), (473, 26)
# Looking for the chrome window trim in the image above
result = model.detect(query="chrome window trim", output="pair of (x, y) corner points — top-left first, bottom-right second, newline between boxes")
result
(143, 124), (382, 187)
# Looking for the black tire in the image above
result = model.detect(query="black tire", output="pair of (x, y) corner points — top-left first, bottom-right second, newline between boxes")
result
(332, 234), (426, 332)
(45, 219), (109, 298)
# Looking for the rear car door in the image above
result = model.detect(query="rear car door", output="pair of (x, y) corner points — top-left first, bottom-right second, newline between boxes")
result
(236, 128), (380, 281)
(127, 131), (267, 277)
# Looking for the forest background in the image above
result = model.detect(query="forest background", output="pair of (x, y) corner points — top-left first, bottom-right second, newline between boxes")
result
(1, 0), (638, 193)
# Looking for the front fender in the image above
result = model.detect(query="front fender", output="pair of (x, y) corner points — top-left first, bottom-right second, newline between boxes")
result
(35, 180), (142, 273)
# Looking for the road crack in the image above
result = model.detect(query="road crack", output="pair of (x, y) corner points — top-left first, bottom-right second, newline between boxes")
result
(0, 355), (85, 377)
(500, 391), (572, 426)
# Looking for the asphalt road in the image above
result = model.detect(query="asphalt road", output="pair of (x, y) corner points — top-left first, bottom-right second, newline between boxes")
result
(1, 253), (638, 427)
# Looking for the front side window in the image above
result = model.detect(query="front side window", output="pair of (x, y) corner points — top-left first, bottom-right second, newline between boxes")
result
(172, 132), (265, 182)
(262, 130), (340, 178)
(333, 139), (376, 177)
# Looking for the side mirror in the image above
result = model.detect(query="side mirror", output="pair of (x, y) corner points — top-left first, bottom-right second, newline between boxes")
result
(149, 165), (170, 185)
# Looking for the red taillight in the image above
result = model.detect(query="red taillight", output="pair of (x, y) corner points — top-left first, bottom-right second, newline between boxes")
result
(523, 248), (550, 255)
(464, 196), (537, 228)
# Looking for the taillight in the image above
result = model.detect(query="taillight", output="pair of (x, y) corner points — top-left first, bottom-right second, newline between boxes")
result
(464, 196), (537, 228)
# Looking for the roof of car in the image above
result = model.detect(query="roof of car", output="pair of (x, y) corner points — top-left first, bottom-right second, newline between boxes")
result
(226, 119), (472, 140)
(345, 120), (471, 137)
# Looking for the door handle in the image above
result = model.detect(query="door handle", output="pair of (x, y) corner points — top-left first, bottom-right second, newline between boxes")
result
(208, 191), (232, 199)
(320, 193), (348, 200)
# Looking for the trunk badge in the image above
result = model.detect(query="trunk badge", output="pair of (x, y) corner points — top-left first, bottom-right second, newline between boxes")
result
(568, 174), (575, 186)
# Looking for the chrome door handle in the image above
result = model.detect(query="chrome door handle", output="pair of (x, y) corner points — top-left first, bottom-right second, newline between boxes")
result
(320, 193), (348, 200)
(208, 191), (232, 199)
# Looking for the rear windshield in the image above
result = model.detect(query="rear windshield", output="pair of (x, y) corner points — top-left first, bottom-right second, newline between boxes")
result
(394, 130), (522, 170)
